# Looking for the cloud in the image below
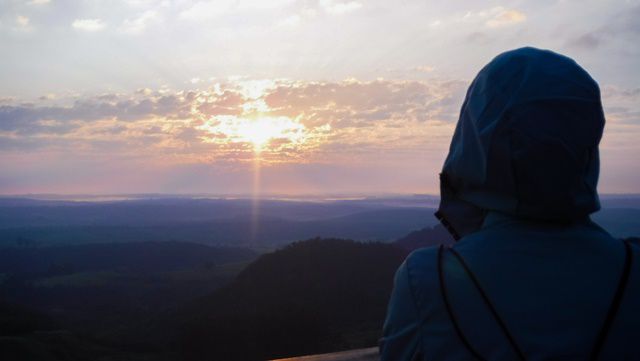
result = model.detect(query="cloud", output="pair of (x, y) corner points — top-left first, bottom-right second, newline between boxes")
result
(2, 78), (637, 194)
(428, 6), (526, 33)
(277, 8), (318, 28)
(13, 78), (632, 191)
(319, 0), (362, 15)
(5, 77), (633, 159)
(122, 0), (158, 7)
(15, 15), (33, 31)
(16, 16), (29, 27)
(484, 8), (526, 28)
(604, 4), (640, 36)
(602, 85), (640, 125)
(567, 33), (600, 50)
(72, 18), (107, 32)
(567, 5), (640, 50)
(429, 6), (526, 30)
(29, 0), (50, 5)
(0, 91), (196, 134)
(278, 14), (301, 27)
(178, 0), (235, 21)
(413, 66), (435, 73)
(0, 78), (467, 164)
(235, 0), (296, 11)
(178, 0), (296, 22)
(119, 10), (159, 34)
(465, 31), (490, 44)
(263, 79), (465, 127)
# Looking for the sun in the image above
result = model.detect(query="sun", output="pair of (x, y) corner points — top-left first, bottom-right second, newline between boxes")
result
(237, 117), (291, 150)
(199, 115), (307, 152)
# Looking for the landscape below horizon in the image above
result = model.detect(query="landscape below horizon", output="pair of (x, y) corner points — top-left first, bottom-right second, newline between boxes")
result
(1, 194), (639, 360)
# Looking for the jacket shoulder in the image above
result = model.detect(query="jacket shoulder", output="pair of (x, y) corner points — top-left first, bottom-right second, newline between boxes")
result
(402, 246), (442, 308)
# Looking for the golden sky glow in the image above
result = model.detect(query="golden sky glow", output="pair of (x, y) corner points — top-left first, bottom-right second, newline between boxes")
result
(0, 76), (638, 194)
(198, 115), (310, 152)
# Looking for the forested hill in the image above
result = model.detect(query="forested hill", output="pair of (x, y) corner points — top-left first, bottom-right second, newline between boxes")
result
(175, 239), (407, 361)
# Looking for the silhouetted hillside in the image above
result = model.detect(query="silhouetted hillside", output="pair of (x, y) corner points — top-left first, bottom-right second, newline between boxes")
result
(0, 301), (120, 361)
(176, 238), (406, 361)
(0, 301), (56, 336)
(394, 224), (454, 251)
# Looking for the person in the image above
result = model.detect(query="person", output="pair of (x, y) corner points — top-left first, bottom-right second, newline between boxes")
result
(380, 47), (639, 361)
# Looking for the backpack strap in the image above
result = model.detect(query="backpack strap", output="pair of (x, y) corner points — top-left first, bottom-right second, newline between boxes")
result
(438, 245), (527, 361)
(589, 240), (633, 361)
(449, 247), (527, 360)
(438, 245), (488, 361)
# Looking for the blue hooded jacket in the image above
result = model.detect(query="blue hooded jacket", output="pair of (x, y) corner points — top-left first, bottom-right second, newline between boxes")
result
(380, 48), (640, 360)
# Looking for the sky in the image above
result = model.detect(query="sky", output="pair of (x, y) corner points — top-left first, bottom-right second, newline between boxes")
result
(0, 0), (639, 195)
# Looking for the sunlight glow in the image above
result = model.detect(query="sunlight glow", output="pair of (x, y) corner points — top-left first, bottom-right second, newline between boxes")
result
(238, 117), (303, 150)
(199, 115), (308, 151)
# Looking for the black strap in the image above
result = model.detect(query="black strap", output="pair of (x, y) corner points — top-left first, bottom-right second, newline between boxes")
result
(589, 240), (633, 361)
(438, 245), (487, 361)
(438, 245), (526, 361)
(448, 247), (527, 361)
(437, 241), (633, 361)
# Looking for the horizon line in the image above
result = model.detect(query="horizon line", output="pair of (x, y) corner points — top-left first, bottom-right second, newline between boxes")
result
(1, 192), (640, 202)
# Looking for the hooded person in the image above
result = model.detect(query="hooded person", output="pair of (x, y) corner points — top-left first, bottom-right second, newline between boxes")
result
(380, 47), (639, 361)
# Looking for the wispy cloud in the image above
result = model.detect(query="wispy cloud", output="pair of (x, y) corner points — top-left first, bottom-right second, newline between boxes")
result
(119, 10), (159, 34)
(179, 0), (296, 22)
(72, 18), (107, 32)
(319, 0), (362, 15)
(484, 8), (526, 28)
(278, 14), (302, 27)
(462, 6), (526, 28)
(15, 15), (33, 31)
(178, 0), (235, 21)
(566, 4), (640, 50)
(567, 33), (600, 50)
(413, 66), (435, 73)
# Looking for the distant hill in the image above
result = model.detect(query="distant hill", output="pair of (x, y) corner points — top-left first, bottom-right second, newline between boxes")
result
(175, 238), (407, 361)
(0, 197), (434, 228)
(1, 197), (637, 250)
(0, 208), (437, 249)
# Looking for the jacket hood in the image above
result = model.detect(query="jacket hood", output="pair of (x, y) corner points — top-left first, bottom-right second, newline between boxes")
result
(436, 47), (605, 239)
